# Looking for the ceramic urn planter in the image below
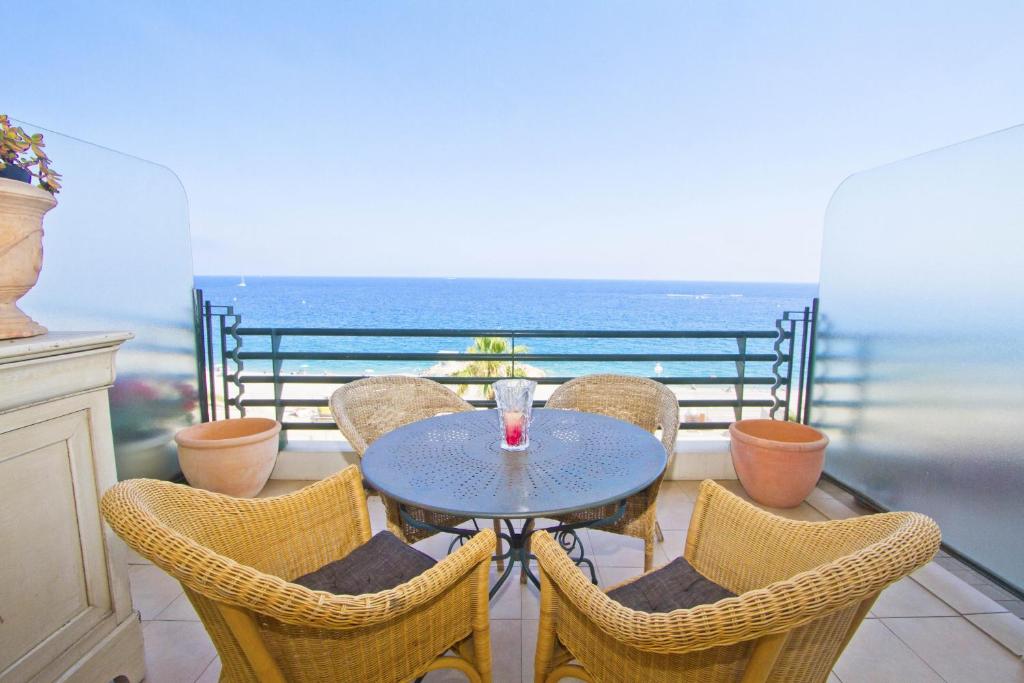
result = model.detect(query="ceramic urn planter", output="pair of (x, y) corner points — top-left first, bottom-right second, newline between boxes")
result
(175, 417), (281, 497)
(0, 178), (57, 339)
(729, 419), (829, 508)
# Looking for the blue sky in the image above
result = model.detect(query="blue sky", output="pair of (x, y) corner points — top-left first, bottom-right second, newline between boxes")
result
(9, 1), (1024, 281)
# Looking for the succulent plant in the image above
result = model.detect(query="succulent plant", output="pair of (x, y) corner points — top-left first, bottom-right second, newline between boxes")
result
(0, 114), (61, 194)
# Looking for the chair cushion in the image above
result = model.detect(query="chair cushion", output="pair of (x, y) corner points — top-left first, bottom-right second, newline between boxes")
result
(606, 557), (735, 613)
(292, 531), (436, 595)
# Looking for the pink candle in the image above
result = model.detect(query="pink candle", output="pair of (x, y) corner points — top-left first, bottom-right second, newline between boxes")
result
(503, 410), (524, 446)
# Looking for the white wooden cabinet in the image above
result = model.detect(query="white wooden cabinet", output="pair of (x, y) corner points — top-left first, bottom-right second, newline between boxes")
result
(0, 332), (144, 683)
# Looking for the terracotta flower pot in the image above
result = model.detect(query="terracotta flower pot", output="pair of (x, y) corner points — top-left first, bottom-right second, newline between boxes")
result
(729, 419), (829, 508)
(175, 418), (281, 497)
(0, 178), (57, 339)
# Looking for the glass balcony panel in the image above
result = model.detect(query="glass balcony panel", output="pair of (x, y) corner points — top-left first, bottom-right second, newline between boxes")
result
(18, 121), (196, 480)
(815, 124), (1024, 593)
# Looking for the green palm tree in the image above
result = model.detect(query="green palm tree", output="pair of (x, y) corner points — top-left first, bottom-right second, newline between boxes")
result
(452, 336), (528, 398)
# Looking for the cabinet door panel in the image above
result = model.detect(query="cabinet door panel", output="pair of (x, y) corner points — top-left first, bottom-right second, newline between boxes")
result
(0, 411), (111, 679)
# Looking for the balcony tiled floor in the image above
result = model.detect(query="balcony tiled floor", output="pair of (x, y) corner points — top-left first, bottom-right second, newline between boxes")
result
(129, 479), (1024, 682)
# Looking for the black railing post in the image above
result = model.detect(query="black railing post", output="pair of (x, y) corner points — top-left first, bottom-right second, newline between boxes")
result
(204, 300), (217, 421)
(802, 298), (820, 425)
(219, 312), (231, 419)
(271, 330), (286, 448)
(193, 289), (210, 423)
(795, 305), (811, 423)
(784, 315), (798, 420)
(510, 332), (517, 377)
(733, 336), (747, 422)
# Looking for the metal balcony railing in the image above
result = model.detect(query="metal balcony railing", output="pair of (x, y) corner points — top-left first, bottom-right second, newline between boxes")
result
(193, 290), (817, 440)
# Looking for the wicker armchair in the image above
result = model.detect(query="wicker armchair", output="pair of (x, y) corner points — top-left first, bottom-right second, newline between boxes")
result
(330, 375), (501, 546)
(101, 466), (495, 683)
(533, 479), (941, 683)
(546, 374), (679, 570)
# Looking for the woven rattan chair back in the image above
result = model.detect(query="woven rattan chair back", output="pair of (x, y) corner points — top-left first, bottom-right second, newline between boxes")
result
(546, 374), (679, 453)
(545, 374), (679, 570)
(101, 466), (496, 683)
(329, 376), (479, 542)
(330, 375), (473, 456)
(533, 479), (941, 683)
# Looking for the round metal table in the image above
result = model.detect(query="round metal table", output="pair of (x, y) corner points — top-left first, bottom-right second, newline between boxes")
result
(362, 408), (667, 596)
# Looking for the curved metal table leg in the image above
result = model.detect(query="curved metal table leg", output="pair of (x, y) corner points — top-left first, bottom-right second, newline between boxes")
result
(399, 500), (627, 599)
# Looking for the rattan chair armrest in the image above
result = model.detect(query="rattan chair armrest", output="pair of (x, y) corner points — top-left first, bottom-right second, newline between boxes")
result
(220, 528), (494, 629)
(535, 500), (940, 655)
(683, 480), (917, 590)
(101, 466), (375, 581)
(249, 526), (497, 629)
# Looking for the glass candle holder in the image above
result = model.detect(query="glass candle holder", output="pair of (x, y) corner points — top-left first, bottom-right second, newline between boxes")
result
(493, 379), (536, 451)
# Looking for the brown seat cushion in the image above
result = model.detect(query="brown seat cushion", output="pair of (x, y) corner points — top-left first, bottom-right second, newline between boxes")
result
(293, 531), (436, 595)
(606, 557), (735, 613)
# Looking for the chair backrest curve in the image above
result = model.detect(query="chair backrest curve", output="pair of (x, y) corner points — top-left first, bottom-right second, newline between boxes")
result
(546, 374), (679, 454)
(330, 376), (473, 455)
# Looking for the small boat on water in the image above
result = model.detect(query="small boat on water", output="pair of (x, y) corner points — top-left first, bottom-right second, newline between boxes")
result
(238, 276), (247, 287)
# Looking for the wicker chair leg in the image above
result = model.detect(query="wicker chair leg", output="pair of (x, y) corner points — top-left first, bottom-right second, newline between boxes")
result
(215, 602), (287, 683)
(420, 655), (483, 683)
(493, 519), (505, 571)
(739, 631), (790, 683)
(644, 535), (655, 572)
(535, 565), (559, 682)
(655, 519), (664, 542)
(470, 558), (493, 683)
(545, 664), (594, 682)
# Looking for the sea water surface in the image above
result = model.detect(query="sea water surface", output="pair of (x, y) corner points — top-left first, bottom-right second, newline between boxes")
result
(195, 277), (817, 377)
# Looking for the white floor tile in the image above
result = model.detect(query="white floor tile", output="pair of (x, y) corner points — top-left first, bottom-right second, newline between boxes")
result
(489, 567), (524, 620)
(125, 546), (153, 565)
(141, 620), (217, 683)
(195, 657), (221, 683)
(598, 565), (643, 591)
(882, 616), (1024, 682)
(522, 580), (540, 621)
(871, 577), (958, 618)
(833, 619), (943, 682)
(588, 529), (646, 568)
(655, 527), (686, 564)
(490, 619), (523, 683)
(911, 563), (1009, 615)
(367, 495), (387, 533)
(521, 619), (539, 682)
(965, 612), (1024, 656)
(129, 564), (183, 621)
(153, 592), (200, 621)
(655, 497), (694, 529)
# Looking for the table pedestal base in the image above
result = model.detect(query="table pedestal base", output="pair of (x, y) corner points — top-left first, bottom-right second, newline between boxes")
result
(401, 501), (626, 599)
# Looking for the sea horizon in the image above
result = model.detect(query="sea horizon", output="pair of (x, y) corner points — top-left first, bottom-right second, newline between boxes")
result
(196, 273), (819, 287)
(195, 276), (817, 379)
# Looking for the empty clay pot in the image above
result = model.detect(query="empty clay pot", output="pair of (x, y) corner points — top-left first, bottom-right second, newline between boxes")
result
(175, 418), (281, 497)
(729, 419), (829, 508)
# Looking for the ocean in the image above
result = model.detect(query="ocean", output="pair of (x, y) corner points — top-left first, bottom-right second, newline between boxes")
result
(194, 276), (817, 378)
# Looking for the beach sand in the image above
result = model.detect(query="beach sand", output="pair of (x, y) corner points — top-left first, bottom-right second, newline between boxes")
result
(212, 367), (782, 441)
